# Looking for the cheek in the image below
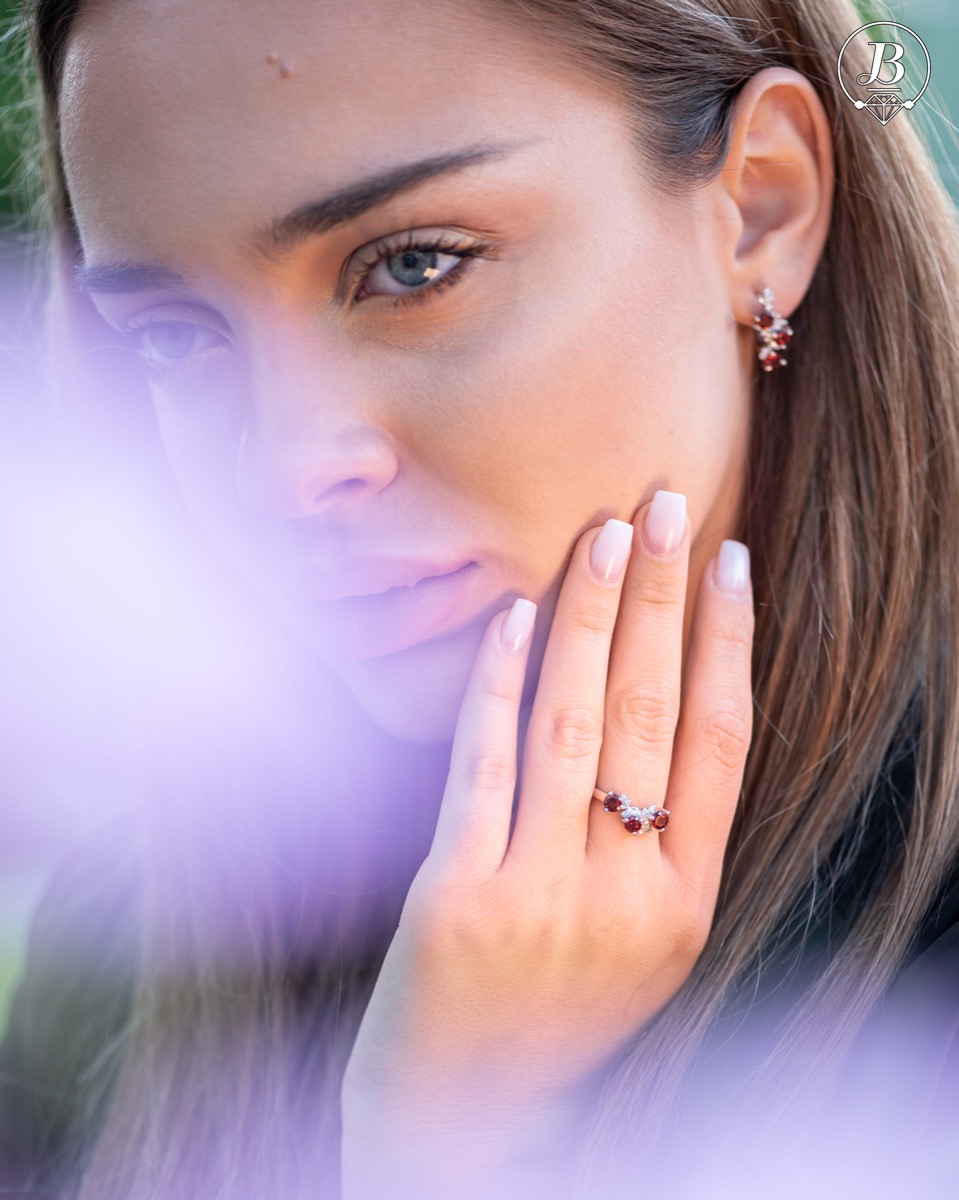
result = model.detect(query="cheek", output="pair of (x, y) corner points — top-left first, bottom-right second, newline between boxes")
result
(397, 234), (732, 532)
(152, 395), (250, 547)
(146, 220), (740, 555)
(154, 405), (222, 501)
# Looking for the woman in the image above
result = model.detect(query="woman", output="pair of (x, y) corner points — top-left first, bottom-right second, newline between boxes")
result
(3, 0), (959, 1196)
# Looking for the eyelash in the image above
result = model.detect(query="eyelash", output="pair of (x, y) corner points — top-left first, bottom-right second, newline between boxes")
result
(120, 319), (225, 382)
(119, 230), (495, 376)
(349, 231), (496, 308)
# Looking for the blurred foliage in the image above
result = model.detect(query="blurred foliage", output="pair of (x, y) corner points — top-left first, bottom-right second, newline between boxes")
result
(0, 0), (35, 228)
(0, 958), (19, 1036)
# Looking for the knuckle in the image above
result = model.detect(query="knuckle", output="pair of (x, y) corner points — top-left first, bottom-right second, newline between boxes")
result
(628, 569), (684, 613)
(710, 604), (755, 656)
(697, 702), (753, 774)
(542, 704), (603, 761)
(607, 684), (678, 748)
(572, 600), (615, 638)
(476, 669), (520, 706)
(459, 748), (516, 793)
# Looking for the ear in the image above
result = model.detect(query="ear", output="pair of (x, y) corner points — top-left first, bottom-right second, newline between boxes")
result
(712, 66), (835, 325)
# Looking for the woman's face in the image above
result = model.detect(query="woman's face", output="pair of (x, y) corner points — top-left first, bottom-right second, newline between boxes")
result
(60, 0), (752, 743)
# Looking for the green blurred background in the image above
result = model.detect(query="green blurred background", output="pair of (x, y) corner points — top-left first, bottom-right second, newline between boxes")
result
(0, 0), (37, 233)
(0, 0), (957, 1031)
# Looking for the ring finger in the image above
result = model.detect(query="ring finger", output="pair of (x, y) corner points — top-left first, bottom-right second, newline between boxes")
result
(587, 491), (690, 856)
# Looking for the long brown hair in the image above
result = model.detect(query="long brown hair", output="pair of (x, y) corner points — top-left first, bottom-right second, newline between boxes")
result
(18, 0), (959, 1195)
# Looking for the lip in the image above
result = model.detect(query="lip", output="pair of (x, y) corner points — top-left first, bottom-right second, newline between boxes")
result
(298, 561), (482, 659)
(297, 555), (476, 600)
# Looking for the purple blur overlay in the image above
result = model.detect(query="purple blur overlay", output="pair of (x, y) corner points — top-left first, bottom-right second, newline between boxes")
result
(1, 249), (958, 1197)
(0, 246), (445, 1191)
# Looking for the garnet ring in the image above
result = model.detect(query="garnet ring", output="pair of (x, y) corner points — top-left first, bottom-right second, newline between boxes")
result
(592, 788), (670, 836)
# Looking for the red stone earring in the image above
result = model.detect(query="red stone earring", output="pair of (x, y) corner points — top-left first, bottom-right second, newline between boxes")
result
(753, 286), (793, 372)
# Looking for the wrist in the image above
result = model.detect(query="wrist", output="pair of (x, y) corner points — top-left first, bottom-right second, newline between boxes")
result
(340, 1076), (581, 1200)
(340, 1128), (576, 1200)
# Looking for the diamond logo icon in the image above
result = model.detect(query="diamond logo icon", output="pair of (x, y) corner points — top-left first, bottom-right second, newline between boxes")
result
(837, 22), (931, 128)
(864, 92), (905, 124)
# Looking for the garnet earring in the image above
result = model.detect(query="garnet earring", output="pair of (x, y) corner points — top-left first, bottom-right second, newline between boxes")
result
(752, 286), (793, 372)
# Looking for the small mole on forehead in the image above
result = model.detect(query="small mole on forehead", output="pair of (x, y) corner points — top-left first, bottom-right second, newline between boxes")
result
(279, 62), (295, 78)
(265, 51), (279, 64)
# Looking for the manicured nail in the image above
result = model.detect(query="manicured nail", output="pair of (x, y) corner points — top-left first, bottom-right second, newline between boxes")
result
(643, 490), (687, 556)
(501, 597), (536, 654)
(715, 540), (750, 597)
(590, 518), (634, 585)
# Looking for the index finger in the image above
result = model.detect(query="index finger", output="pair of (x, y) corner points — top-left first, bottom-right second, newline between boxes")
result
(427, 597), (537, 879)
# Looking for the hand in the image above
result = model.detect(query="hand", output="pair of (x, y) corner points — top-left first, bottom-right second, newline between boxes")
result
(340, 491), (755, 1194)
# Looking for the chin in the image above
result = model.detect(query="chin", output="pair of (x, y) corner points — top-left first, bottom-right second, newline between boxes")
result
(350, 689), (459, 744)
(325, 627), (481, 745)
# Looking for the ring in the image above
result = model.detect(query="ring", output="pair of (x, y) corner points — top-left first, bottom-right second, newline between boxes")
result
(592, 787), (670, 836)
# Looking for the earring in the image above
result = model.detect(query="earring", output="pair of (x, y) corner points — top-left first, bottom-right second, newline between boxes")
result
(753, 286), (793, 372)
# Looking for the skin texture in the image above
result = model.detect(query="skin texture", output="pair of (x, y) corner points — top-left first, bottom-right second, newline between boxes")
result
(56, 2), (835, 1189)
(59, 0), (831, 747)
(339, 498), (760, 1194)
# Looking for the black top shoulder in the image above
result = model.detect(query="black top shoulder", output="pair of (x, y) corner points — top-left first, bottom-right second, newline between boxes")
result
(843, 861), (959, 1113)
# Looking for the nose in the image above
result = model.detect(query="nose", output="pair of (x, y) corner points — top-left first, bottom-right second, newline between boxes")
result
(234, 344), (400, 520)
(236, 418), (399, 519)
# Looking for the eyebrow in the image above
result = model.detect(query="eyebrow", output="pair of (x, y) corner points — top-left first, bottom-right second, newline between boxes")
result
(74, 138), (538, 295)
(74, 261), (189, 295)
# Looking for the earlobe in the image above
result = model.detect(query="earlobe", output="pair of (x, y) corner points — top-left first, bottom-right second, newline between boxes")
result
(717, 66), (835, 324)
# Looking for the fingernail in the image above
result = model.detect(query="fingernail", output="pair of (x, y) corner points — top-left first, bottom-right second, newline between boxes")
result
(643, 491), (687, 556)
(590, 518), (634, 585)
(715, 540), (750, 597)
(501, 597), (537, 654)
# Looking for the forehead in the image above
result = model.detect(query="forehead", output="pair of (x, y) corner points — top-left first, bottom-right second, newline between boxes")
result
(59, 0), (625, 265)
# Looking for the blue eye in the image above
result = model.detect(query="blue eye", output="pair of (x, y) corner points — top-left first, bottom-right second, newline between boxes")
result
(351, 233), (496, 308)
(384, 248), (455, 289)
(127, 321), (226, 368)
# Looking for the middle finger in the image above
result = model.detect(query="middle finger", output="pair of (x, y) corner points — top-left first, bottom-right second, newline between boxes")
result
(507, 515), (635, 870)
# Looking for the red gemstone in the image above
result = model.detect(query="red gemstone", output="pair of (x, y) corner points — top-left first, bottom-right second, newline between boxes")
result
(757, 310), (775, 328)
(652, 810), (669, 831)
(762, 351), (783, 371)
(623, 814), (645, 834)
(603, 792), (624, 812)
(774, 329), (792, 347)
